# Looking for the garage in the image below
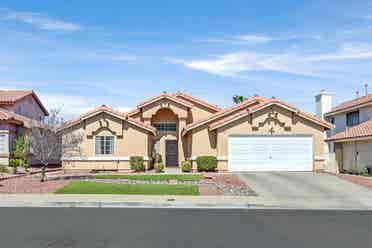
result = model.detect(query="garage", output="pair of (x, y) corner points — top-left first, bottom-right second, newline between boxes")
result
(228, 135), (314, 172)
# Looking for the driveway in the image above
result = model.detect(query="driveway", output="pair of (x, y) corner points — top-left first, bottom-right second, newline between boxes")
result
(239, 172), (372, 209)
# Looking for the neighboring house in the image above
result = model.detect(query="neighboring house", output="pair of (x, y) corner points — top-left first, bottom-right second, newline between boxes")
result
(59, 91), (333, 172)
(0, 90), (49, 166)
(325, 85), (372, 173)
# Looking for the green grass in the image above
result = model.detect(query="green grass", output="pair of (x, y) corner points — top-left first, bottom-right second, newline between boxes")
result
(93, 174), (203, 181)
(55, 181), (199, 195)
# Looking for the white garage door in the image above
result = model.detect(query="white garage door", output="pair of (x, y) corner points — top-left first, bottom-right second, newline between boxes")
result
(228, 136), (313, 171)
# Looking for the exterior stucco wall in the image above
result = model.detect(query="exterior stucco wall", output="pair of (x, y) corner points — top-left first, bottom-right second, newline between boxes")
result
(189, 106), (326, 171)
(61, 113), (151, 171)
(341, 140), (372, 172)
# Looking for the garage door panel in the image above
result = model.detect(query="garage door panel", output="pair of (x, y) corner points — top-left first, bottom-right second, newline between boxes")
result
(228, 136), (313, 171)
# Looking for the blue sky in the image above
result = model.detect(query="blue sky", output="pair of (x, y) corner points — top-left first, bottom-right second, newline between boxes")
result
(1, 0), (372, 118)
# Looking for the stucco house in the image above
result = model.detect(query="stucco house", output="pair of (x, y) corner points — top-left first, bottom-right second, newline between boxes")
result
(326, 84), (372, 173)
(0, 90), (49, 166)
(59, 92), (333, 172)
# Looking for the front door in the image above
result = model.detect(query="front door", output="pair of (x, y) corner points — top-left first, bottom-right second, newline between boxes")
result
(166, 140), (178, 167)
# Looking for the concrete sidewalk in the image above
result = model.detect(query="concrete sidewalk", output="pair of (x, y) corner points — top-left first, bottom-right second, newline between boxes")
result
(1, 193), (372, 210)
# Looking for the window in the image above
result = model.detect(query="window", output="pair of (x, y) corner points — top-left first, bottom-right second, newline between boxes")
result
(153, 123), (177, 132)
(16, 106), (22, 114)
(346, 111), (360, 127)
(0, 134), (8, 153)
(329, 117), (335, 124)
(95, 136), (114, 155)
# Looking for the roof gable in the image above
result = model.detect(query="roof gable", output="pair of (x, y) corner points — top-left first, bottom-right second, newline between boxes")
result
(182, 96), (264, 135)
(59, 105), (156, 134)
(208, 98), (334, 131)
(137, 93), (193, 109)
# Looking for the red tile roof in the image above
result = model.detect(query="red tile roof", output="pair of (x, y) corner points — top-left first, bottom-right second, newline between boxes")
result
(137, 93), (193, 109)
(208, 98), (334, 131)
(172, 92), (221, 112)
(59, 105), (156, 134)
(182, 96), (265, 134)
(325, 94), (372, 116)
(327, 119), (372, 141)
(0, 90), (49, 115)
(0, 107), (42, 128)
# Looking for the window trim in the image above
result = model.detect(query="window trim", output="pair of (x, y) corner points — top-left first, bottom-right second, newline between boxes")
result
(95, 136), (115, 155)
(152, 122), (177, 132)
(346, 110), (360, 127)
(0, 133), (9, 154)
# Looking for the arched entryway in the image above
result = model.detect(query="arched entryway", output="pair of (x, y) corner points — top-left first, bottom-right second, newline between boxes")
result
(151, 108), (179, 167)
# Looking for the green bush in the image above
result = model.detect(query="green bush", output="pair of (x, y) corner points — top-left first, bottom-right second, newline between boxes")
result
(9, 158), (22, 174)
(196, 156), (217, 172)
(130, 156), (145, 172)
(181, 161), (192, 172)
(154, 162), (164, 173)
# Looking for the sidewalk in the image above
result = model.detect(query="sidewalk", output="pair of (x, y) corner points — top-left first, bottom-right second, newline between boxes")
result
(1, 194), (372, 210)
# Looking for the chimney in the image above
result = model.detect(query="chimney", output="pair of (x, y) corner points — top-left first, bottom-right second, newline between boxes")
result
(365, 83), (369, 97)
(315, 90), (332, 120)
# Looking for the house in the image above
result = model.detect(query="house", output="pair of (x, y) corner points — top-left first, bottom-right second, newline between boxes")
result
(0, 90), (49, 166)
(325, 84), (372, 173)
(59, 92), (333, 172)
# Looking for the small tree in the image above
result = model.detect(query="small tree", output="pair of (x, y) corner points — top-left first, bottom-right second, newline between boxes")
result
(12, 135), (29, 170)
(233, 95), (247, 104)
(30, 109), (82, 182)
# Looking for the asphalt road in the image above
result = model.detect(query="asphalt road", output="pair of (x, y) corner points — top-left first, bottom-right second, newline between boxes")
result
(0, 208), (371, 247)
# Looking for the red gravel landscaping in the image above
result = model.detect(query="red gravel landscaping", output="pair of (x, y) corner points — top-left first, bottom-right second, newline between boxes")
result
(0, 175), (70, 193)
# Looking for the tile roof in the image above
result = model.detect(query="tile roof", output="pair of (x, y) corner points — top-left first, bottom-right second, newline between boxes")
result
(326, 119), (372, 141)
(208, 98), (334, 131)
(182, 96), (265, 134)
(59, 105), (156, 134)
(325, 94), (372, 116)
(137, 93), (193, 109)
(0, 90), (49, 115)
(172, 92), (221, 112)
(0, 107), (42, 128)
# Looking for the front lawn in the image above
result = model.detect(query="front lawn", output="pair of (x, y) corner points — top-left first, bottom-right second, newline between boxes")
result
(55, 181), (199, 195)
(94, 174), (203, 181)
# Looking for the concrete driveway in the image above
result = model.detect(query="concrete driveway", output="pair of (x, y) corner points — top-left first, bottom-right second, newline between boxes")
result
(239, 172), (372, 209)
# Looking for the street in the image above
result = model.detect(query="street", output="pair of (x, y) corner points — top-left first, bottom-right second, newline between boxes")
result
(0, 208), (371, 247)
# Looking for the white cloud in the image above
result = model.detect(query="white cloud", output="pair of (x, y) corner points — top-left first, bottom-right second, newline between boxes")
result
(0, 9), (81, 31)
(39, 94), (130, 120)
(234, 35), (273, 43)
(169, 42), (372, 77)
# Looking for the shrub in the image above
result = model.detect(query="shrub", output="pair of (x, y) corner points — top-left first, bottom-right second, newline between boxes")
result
(9, 158), (22, 174)
(130, 156), (145, 172)
(196, 156), (217, 172)
(154, 162), (164, 173)
(154, 153), (162, 164)
(181, 161), (192, 172)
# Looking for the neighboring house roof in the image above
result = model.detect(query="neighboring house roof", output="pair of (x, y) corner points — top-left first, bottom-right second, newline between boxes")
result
(0, 90), (49, 116)
(325, 94), (372, 117)
(208, 98), (335, 131)
(59, 105), (156, 134)
(326, 119), (372, 142)
(0, 107), (42, 128)
(182, 96), (264, 135)
(137, 93), (193, 109)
